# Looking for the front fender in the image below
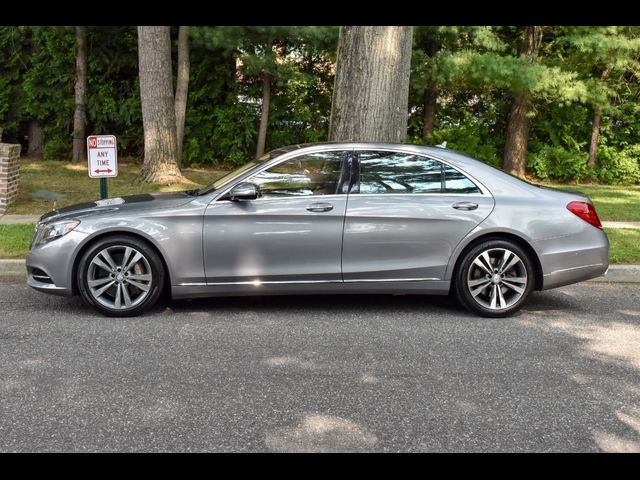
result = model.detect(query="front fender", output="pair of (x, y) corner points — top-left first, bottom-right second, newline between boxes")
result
(73, 209), (205, 286)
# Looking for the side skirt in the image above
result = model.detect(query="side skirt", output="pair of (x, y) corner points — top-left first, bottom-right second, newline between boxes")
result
(171, 280), (451, 300)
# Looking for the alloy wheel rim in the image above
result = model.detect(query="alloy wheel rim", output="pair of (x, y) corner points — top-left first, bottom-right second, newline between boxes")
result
(87, 245), (152, 310)
(467, 248), (527, 310)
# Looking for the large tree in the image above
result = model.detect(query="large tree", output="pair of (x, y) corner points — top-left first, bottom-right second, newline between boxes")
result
(175, 25), (190, 166)
(137, 26), (184, 183)
(72, 26), (87, 162)
(559, 26), (640, 170)
(502, 26), (542, 178)
(329, 26), (414, 142)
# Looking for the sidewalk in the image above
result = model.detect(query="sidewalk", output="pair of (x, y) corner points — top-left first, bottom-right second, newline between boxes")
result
(0, 214), (40, 224)
(602, 221), (640, 229)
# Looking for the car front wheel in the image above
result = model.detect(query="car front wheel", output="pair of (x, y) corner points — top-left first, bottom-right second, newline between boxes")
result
(77, 235), (165, 317)
(454, 239), (535, 318)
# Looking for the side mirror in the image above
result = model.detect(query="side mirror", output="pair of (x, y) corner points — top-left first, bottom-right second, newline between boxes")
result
(229, 182), (259, 201)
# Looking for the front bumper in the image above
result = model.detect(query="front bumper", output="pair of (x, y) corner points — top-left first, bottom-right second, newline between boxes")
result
(25, 230), (89, 297)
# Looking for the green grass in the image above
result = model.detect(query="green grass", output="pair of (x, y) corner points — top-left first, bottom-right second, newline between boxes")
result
(1, 224), (637, 264)
(542, 183), (640, 222)
(6, 159), (228, 216)
(605, 228), (640, 264)
(0, 224), (33, 259)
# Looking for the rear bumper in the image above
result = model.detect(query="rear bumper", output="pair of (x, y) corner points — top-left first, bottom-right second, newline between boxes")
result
(538, 227), (609, 290)
(542, 261), (608, 290)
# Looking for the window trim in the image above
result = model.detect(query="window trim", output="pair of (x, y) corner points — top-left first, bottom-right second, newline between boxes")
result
(352, 148), (491, 197)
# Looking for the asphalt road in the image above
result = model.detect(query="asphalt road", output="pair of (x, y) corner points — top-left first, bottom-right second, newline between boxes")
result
(1, 279), (639, 452)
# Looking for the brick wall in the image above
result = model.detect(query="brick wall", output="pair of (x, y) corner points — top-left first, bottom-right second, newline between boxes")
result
(0, 143), (21, 214)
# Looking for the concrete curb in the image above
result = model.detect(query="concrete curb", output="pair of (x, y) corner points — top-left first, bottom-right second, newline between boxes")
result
(0, 259), (26, 278)
(0, 259), (638, 283)
(589, 265), (640, 283)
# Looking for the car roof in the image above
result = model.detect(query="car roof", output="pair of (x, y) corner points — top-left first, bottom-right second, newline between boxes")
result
(281, 142), (478, 168)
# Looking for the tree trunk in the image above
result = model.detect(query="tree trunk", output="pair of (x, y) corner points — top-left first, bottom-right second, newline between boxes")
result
(329, 26), (414, 143)
(137, 26), (184, 184)
(587, 68), (610, 169)
(27, 120), (44, 157)
(502, 26), (542, 178)
(422, 84), (440, 142)
(72, 26), (87, 163)
(503, 95), (532, 177)
(175, 25), (190, 167)
(255, 72), (271, 157)
(588, 108), (602, 169)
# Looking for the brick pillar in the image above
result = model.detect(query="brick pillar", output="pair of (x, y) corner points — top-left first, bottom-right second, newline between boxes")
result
(0, 143), (21, 214)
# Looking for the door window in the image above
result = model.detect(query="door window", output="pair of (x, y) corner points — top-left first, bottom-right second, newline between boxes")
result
(358, 151), (442, 194)
(443, 165), (481, 194)
(357, 150), (480, 194)
(248, 151), (347, 198)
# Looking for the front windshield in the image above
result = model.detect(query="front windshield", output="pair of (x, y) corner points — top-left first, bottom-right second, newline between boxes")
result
(196, 146), (300, 196)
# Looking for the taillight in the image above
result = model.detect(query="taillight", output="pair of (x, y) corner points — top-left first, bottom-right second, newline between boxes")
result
(566, 201), (602, 229)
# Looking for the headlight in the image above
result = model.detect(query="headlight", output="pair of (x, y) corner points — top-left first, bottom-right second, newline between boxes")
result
(31, 220), (80, 248)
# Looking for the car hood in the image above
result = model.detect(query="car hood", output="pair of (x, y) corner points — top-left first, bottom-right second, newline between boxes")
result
(38, 191), (195, 223)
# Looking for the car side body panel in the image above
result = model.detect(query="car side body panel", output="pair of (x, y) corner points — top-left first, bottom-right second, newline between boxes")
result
(342, 193), (494, 281)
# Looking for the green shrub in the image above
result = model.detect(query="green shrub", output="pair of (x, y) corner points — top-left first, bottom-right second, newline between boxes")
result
(528, 145), (588, 182)
(42, 136), (71, 160)
(596, 145), (640, 184)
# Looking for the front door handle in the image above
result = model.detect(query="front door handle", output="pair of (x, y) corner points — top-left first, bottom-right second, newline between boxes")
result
(306, 202), (334, 212)
(452, 201), (478, 211)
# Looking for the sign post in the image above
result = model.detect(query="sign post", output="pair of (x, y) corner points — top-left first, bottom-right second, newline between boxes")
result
(87, 135), (118, 200)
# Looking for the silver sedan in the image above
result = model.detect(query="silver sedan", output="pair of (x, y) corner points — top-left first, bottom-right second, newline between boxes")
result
(26, 143), (609, 317)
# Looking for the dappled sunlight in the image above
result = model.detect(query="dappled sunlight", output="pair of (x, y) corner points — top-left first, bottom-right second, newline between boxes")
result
(593, 429), (640, 453)
(618, 411), (640, 434)
(21, 162), (48, 172)
(264, 413), (377, 452)
(64, 164), (88, 172)
(381, 28), (401, 64)
(360, 373), (380, 385)
(547, 320), (640, 369)
(0, 378), (28, 393)
(262, 355), (318, 370)
(140, 398), (180, 423)
(570, 373), (590, 385)
(17, 358), (46, 368)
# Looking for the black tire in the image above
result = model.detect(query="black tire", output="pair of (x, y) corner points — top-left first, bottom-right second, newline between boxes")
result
(453, 239), (535, 318)
(77, 235), (165, 317)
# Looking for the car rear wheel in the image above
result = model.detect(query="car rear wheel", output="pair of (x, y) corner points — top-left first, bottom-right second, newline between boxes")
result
(454, 239), (534, 318)
(77, 235), (165, 317)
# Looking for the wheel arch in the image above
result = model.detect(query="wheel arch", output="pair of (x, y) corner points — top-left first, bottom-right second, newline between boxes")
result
(71, 229), (171, 296)
(448, 231), (543, 291)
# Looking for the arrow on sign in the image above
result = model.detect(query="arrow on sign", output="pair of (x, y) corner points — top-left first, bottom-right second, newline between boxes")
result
(94, 168), (113, 174)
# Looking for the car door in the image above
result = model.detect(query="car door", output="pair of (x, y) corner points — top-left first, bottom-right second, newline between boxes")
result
(203, 149), (351, 284)
(341, 149), (494, 282)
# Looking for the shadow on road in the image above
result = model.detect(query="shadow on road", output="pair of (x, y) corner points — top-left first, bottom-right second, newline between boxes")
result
(1, 283), (639, 451)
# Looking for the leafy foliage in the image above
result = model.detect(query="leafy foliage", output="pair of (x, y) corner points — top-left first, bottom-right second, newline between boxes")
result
(1, 25), (639, 183)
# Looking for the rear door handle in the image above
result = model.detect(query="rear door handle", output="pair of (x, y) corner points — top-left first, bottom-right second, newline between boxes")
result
(452, 201), (478, 211)
(306, 202), (334, 212)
